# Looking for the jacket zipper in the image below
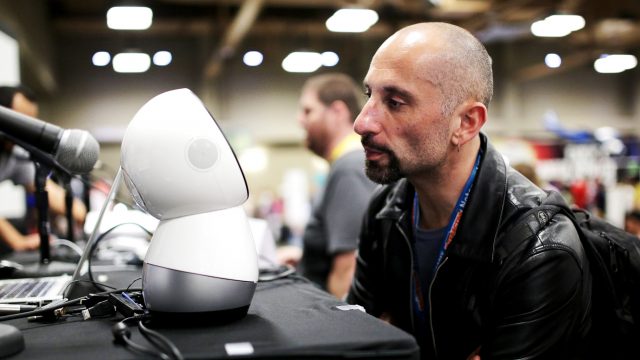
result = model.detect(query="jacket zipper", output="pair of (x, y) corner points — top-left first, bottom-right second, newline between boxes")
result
(429, 256), (448, 358)
(395, 221), (415, 335)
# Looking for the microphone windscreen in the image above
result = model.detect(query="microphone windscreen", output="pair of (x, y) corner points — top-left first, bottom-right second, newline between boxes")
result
(55, 129), (100, 174)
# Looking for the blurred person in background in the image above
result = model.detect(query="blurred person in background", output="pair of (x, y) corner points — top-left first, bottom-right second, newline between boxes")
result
(624, 210), (640, 237)
(0, 85), (86, 253)
(278, 73), (376, 299)
(512, 162), (562, 193)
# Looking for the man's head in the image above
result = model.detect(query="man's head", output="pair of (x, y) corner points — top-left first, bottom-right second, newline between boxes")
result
(0, 86), (39, 118)
(297, 73), (363, 159)
(354, 22), (493, 184)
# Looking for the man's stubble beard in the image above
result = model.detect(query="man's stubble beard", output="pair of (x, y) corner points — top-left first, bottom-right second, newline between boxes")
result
(361, 134), (404, 184)
(364, 152), (404, 185)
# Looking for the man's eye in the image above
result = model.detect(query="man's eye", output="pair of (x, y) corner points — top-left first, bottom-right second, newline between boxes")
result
(387, 98), (401, 108)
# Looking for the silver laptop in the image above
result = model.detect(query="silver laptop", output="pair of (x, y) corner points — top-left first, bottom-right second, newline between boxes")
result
(0, 167), (136, 306)
(0, 274), (71, 305)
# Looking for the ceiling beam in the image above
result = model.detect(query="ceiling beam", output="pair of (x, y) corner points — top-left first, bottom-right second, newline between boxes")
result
(514, 49), (597, 82)
(161, 0), (358, 9)
(202, 0), (265, 79)
(53, 17), (396, 38)
(53, 18), (221, 36)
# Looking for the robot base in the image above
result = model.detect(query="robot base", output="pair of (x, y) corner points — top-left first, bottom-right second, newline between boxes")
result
(142, 262), (256, 321)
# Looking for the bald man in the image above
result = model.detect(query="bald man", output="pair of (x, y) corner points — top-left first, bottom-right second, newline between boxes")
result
(347, 23), (591, 359)
(0, 86), (86, 252)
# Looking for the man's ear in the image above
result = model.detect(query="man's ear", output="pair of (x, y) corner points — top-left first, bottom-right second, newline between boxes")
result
(453, 102), (487, 146)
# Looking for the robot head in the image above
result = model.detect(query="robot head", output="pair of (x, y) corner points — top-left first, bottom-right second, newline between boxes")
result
(120, 88), (248, 220)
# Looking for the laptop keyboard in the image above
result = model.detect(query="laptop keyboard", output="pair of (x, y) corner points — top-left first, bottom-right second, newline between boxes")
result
(0, 279), (55, 300)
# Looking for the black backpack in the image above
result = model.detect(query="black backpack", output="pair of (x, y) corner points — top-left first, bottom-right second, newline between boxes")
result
(505, 204), (640, 359)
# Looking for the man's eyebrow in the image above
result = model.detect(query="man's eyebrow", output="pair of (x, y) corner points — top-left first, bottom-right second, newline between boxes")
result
(382, 85), (414, 103)
(362, 82), (415, 103)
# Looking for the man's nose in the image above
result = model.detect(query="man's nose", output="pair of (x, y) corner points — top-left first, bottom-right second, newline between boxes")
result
(354, 101), (379, 136)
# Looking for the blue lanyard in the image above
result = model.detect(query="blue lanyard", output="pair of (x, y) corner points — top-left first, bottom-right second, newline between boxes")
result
(410, 149), (482, 316)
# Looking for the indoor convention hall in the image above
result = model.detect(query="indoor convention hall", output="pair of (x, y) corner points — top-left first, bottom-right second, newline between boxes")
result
(0, 0), (639, 359)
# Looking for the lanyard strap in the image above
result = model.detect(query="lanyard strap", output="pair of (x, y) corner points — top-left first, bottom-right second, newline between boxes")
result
(412, 149), (482, 269)
(410, 149), (482, 316)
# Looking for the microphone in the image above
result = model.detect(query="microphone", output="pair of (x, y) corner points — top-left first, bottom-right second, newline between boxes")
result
(0, 105), (99, 174)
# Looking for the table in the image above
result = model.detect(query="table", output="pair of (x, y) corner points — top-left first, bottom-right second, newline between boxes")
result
(5, 276), (419, 359)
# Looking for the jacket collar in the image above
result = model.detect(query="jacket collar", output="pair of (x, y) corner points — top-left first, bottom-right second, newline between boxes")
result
(374, 133), (507, 263)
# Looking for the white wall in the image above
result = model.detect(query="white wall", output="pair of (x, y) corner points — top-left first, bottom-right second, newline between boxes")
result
(0, 29), (20, 85)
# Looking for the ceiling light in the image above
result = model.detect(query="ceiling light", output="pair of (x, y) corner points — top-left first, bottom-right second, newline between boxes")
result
(153, 51), (172, 66)
(243, 51), (263, 67)
(546, 15), (585, 32)
(321, 51), (339, 67)
(531, 14), (585, 37)
(107, 6), (153, 30)
(544, 53), (561, 68)
(92, 51), (111, 66)
(326, 9), (379, 33)
(531, 20), (572, 37)
(113, 52), (151, 73)
(594, 54), (637, 74)
(282, 52), (322, 73)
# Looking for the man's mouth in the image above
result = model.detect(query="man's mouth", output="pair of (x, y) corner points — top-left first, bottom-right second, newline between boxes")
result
(363, 146), (386, 161)
(362, 137), (390, 161)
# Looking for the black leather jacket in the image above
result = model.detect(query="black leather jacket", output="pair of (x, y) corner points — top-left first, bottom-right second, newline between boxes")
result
(347, 134), (591, 359)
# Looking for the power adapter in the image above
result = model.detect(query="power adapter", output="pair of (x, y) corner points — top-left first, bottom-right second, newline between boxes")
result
(108, 293), (145, 318)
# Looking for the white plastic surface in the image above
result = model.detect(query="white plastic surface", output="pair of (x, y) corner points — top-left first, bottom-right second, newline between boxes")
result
(120, 88), (248, 220)
(144, 206), (258, 282)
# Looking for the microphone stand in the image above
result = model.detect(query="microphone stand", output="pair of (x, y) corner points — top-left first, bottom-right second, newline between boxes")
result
(60, 173), (75, 243)
(82, 173), (91, 215)
(33, 161), (52, 264)
(17, 147), (77, 275)
(22, 161), (77, 276)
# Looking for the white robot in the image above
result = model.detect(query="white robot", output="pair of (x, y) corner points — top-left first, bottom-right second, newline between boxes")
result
(120, 89), (258, 316)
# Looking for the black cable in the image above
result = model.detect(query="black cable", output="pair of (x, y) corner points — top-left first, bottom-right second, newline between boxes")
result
(139, 319), (184, 360)
(0, 287), (141, 322)
(112, 317), (170, 360)
(0, 297), (84, 321)
(81, 299), (116, 320)
(126, 277), (142, 292)
(112, 315), (175, 360)
(121, 334), (170, 360)
(87, 222), (152, 291)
